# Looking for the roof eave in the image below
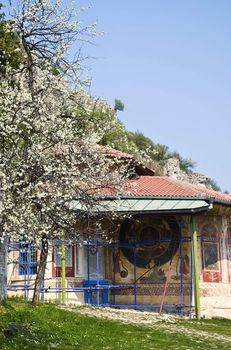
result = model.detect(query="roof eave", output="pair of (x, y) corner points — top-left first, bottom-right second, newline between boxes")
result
(102, 195), (212, 201)
(102, 196), (231, 206)
(213, 199), (231, 207)
(107, 207), (210, 215)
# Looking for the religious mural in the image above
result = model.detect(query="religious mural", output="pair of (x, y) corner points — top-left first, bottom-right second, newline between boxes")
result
(200, 222), (221, 282)
(119, 215), (180, 269)
(112, 215), (191, 306)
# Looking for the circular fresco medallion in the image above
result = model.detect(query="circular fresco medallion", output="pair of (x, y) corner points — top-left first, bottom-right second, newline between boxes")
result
(119, 215), (180, 267)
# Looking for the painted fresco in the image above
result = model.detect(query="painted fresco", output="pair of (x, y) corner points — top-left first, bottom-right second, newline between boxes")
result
(112, 215), (191, 307)
(119, 215), (180, 268)
(198, 219), (222, 283)
(52, 245), (75, 277)
(203, 242), (219, 271)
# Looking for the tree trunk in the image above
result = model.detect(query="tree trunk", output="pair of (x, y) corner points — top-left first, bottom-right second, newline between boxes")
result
(32, 237), (48, 306)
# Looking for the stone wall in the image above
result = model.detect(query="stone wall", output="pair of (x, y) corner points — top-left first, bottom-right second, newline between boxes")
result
(163, 158), (209, 187)
(0, 240), (7, 299)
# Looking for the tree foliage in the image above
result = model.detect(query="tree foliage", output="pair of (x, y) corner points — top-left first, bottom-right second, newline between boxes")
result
(114, 99), (124, 112)
(0, 20), (25, 73)
(99, 123), (196, 173)
(0, 3), (4, 20)
(206, 178), (221, 192)
(0, 0), (131, 304)
(1, 0), (131, 238)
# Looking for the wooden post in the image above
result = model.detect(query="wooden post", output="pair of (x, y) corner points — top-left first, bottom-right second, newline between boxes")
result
(191, 216), (201, 320)
(61, 229), (66, 305)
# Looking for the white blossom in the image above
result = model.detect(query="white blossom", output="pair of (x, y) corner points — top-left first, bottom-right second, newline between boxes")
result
(0, 1), (133, 246)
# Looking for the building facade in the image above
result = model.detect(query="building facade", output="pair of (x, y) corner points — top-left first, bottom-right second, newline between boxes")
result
(6, 175), (231, 319)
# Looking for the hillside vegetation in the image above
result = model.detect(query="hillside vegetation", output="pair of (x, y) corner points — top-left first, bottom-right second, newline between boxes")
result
(72, 97), (221, 190)
(72, 97), (195, 171)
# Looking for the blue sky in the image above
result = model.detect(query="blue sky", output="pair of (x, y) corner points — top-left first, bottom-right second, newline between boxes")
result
(76, 0), (231, 191)
(75, 0), (231, 192)
(6, 1), (230, 191)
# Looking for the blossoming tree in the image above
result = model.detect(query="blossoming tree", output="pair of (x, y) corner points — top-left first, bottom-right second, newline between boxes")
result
(0, 0), (131, 305)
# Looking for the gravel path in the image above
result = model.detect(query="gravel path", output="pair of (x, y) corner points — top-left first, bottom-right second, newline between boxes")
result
(60, 306), (231, 344)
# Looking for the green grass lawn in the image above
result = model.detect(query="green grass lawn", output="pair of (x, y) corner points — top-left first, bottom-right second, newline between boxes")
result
(0, 298), (230, 350)
(178, 317), (231, 338)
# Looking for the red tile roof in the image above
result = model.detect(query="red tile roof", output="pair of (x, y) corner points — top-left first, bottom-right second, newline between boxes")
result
(92, 145), (155, 176)
(91, 144), (134, 159)
(126, 176), (231, 204)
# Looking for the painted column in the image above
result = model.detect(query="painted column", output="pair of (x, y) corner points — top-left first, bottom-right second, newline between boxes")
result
(191, 216), (201, 320)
